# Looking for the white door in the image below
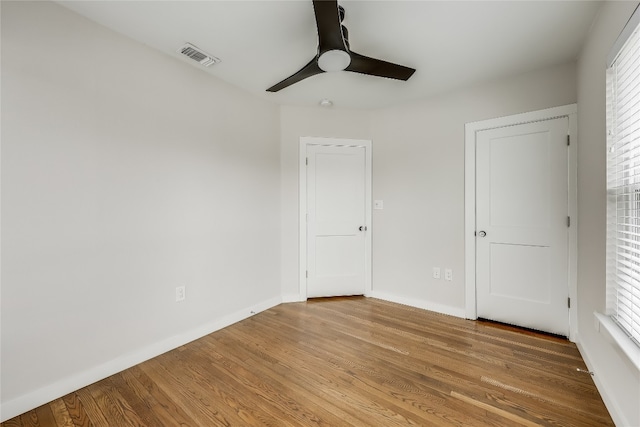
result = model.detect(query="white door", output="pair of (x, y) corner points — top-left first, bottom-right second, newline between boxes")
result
(476, 117), (569, 336)
(306, 144), (366, 298)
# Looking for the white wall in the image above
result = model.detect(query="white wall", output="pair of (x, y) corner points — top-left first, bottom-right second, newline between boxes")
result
(280, 105), (371, 300)
(575, 2), (640, 426)
(1, 1), (281, 419)
(368, 63), (577, 315)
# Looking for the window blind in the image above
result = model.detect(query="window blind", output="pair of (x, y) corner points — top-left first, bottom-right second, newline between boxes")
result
(606, 6), (640, 347)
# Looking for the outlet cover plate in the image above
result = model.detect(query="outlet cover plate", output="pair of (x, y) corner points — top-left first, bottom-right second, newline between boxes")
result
(176, 286), (186, 302)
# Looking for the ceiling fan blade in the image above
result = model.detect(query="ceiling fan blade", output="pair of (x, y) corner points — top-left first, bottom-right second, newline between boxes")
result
(346, 51), (416, 81)
(266, 58), (323, 92)
(312, 0), (347, 53)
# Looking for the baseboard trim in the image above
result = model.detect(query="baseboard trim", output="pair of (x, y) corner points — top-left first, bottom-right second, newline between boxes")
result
(369, 291), (466, 319)
(0, 296), (282, 422)
(575, 333), (630, 427)
(281, 293), (306, 303)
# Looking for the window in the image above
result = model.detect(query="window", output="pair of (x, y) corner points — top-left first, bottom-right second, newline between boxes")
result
(606, 5), (640, 348)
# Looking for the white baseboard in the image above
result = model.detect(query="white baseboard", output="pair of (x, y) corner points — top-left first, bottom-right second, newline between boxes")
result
(0, 296), (282, 422)
(368, 291), (466, 319)
(281, 293), (306, 303)
(575, 333), (630, 427)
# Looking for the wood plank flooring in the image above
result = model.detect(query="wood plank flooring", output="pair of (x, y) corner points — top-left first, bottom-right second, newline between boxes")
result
(2, 297), (614, 426)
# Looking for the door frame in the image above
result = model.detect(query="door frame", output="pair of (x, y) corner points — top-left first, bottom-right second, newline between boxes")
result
(299, 137), (373, 300)
(464, 104), (578, 341)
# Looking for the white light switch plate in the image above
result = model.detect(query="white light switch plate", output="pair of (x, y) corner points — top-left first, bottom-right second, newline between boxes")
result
(374, 200), (384, 210)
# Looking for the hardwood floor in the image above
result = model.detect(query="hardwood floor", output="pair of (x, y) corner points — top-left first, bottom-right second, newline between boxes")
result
(2, 297), (614, 426)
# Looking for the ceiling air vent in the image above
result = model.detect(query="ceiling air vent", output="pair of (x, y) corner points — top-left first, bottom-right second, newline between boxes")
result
(177, 43), (220, 67)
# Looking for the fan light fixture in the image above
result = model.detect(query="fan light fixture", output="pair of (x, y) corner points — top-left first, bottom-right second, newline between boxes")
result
(319, 99), (333, 107)
(317, 49), (351, 72)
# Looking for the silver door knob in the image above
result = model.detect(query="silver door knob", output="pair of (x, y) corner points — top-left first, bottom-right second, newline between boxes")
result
(477, 231), (486, 237)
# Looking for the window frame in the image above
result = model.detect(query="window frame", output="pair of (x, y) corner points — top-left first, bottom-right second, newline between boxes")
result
(605, 3), (640, 368)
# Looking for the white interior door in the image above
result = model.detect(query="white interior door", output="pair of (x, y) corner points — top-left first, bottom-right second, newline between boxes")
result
(306, 144), (366, 298)
(476, 117), (569, 336)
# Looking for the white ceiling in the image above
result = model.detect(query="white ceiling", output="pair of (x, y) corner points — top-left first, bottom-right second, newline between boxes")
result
(57, 1), (601, 110)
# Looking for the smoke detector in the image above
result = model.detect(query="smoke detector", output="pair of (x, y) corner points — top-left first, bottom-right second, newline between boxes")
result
(177, 43), (220, 67)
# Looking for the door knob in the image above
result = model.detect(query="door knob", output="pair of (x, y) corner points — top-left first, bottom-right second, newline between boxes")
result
(359, 226), (368, 231)
(477, 231), (487, 237)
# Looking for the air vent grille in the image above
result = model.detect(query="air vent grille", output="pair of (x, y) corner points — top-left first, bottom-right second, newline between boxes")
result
(178, 43), (220, 67)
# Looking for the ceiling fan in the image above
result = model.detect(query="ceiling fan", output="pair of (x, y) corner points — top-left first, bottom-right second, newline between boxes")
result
(266, 0), (416, 92)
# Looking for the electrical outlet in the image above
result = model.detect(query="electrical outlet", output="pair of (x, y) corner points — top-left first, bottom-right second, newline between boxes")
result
(433, 267), (441, 279)
(175, 286), (186, 302)
(445, 269), (453, 281)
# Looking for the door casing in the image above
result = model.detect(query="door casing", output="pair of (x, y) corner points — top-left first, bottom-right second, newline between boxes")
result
(464, 104), (578, 341)
(299, 137), (373, 300)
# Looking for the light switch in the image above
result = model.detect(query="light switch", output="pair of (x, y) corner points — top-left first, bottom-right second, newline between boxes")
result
(374, 200), (384, 210)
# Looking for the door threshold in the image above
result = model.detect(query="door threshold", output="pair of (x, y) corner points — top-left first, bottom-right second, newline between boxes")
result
(477, 318), (569, 341)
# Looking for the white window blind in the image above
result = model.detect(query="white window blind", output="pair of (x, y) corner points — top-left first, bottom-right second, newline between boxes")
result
(606, 6), (640, 348)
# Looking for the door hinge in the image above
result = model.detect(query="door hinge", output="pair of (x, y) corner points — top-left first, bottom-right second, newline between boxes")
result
(306, 270), (308, 278)
(568, 297), (571, 309)
(567, 135), (570, 146)
(306, 157), (308, 166)
(567, 216), (571, 227)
